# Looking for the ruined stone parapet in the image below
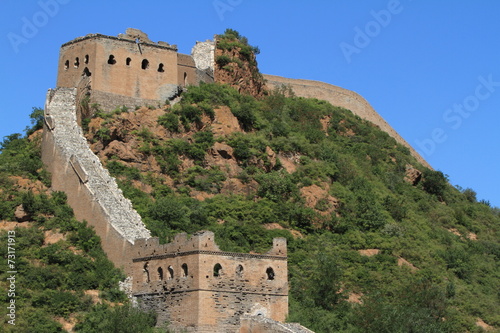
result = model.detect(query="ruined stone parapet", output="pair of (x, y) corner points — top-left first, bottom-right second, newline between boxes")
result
(42, 88), (151, 258)
(240, 316), (315, 333)
(192, 40), (215, 72)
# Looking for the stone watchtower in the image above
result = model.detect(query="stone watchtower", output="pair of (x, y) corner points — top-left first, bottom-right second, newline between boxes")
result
(131, 232), (288, 332)
(56, 28), (213, 121)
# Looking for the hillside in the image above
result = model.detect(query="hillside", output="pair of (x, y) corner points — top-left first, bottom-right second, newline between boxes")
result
(82, 79), (500, 332)
(1, 30), (499, 332)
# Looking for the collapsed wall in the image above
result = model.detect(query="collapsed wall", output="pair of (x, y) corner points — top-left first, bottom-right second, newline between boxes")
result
(263, 74), (431, 169)
(240, 316), (315, 333)
(41, 87), (151, 272)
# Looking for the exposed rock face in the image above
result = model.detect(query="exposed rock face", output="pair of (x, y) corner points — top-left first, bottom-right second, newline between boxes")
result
(404, 164), (422, 185)
(300, 184), (339, 216)
(211, 106), (242, 137)
(14, 205), (31, 222)
(214, 38), (265, 98)
(358, 249), (380, 257)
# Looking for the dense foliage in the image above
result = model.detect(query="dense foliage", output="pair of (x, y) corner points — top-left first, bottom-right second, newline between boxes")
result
(97, 82), (500, 332)
(0, 126), (164, 332)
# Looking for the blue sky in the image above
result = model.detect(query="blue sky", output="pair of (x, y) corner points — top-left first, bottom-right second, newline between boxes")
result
(1, 1), (499, 207)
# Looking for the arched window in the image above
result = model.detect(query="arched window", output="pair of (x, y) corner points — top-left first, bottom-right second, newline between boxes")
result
(143, 262), (150, 283)
(236, 264), (244, 277)
(107, 55), (116, 65)
(167, 266), (174, 280)
(182, 264), (188, 277)
(141, 59), (149, 70)
(82, 67), (91, 77)
(266, 267), (275, 280)
(64, 60), (69, 70)
(74, 57), (80, 68)
(157, 267), (164, 281)
(183, 72), (188, 86)
(126, 57), (132, 66)
(213, 263), (222, 277)
(157, 63), (164, 72)
(84, 55), (89, 64)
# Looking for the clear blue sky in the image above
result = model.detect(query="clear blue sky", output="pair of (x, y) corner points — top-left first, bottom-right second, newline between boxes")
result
(1, 1), (499, 207)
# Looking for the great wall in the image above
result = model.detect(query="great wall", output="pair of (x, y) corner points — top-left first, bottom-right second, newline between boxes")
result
(40, 28), (430, 332)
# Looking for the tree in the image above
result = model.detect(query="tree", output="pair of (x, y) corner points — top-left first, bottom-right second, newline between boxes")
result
(422, 170), (448, 198)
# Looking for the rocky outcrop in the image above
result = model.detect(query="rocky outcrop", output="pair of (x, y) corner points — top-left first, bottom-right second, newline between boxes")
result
(404, 164), (422, 186)
(214, 38), (265, 98)
(300, 184), (339, 216)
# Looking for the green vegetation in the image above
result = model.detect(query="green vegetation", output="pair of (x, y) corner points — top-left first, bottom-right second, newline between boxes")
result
(103, 82), (500, 332)
(0, 111), (164, 332)
(215, 29), (263, 86)
(2, 33), (499, 330)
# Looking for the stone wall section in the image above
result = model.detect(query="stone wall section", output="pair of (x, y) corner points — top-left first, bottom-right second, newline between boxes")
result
(41, 87), (151, 272)
(192, 40), (215, 72)
(240, 316), (315, 333)
(263, 74), (431, 169)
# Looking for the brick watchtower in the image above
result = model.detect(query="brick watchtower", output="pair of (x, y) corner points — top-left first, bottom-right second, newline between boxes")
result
(56, 28), (212, 121)
(131, 231), (288, 332)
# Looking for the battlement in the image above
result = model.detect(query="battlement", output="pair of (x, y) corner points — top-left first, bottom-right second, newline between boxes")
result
(133, 231), (287, 260)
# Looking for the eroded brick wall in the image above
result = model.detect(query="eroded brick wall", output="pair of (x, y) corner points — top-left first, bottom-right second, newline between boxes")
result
(131, 232), (288, 332)
(56, 29), (214, 114)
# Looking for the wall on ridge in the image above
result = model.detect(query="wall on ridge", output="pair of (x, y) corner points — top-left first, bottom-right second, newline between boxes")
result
(263, 74), (431, 169)
(41, 88), (151, 273)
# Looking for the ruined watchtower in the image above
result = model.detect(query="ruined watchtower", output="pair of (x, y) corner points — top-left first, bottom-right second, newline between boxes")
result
(56, 28), (213, 119)
(131, 231), (288, 332)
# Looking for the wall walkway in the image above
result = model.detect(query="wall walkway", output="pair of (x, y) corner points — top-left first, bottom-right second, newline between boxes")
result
(41, 88), (151, 272)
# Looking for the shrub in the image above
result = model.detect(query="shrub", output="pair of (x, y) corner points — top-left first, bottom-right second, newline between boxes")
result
(185, 166), (226, 193)
(422, 170), (448, 198)
(158, 113), (180, 132)
(216, 55), (231, 67)
(74, 304), (159, 333)
(256, 170), (297, 203)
